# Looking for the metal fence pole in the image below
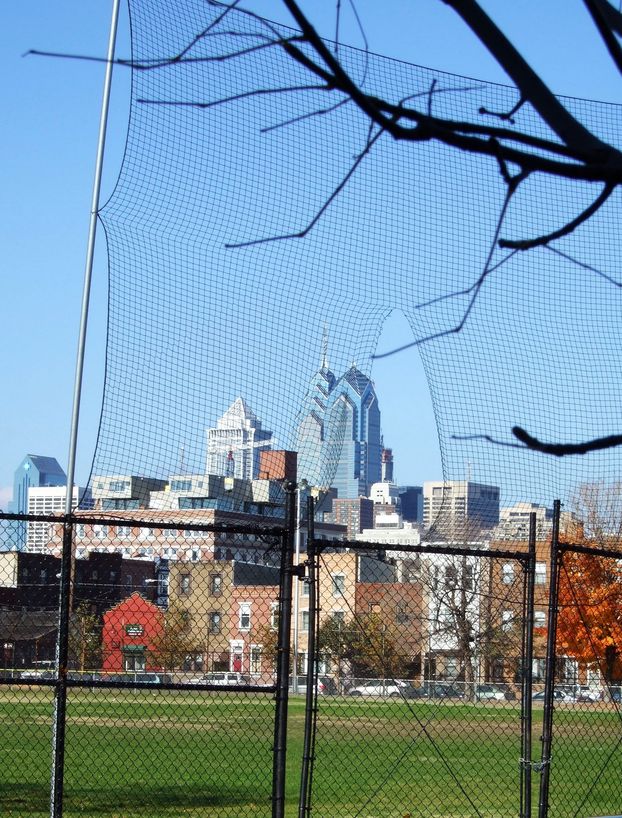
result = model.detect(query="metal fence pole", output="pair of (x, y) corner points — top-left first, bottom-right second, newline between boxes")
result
(272, 482), (296, 818)
(299, 495), (318, 818)
(520, 512), (537, 818)
(50, 517), (75, 818)
(538, 499), (562, 818)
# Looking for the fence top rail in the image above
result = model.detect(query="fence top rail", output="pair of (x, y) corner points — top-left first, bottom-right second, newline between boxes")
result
(557, 540), (622, 559)
(0, 511), (286, 538)
(316, 537), (531, 562)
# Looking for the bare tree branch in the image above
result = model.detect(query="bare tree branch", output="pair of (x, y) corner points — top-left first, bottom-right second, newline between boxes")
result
(137, 83), (331, 111)
(373, 184), (516, 358)
(584, 0), (622, 75)
(226, 124), (384, 249)
(499, 183), (616, 250)
(545, 245), (622, 289)
(512, 427), (622, 456)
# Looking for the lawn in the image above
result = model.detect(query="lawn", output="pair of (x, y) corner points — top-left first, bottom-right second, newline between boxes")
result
(1, 686), (621, 818)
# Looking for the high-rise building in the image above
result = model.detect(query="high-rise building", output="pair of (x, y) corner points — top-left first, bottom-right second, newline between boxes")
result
(26, 485), (92, 552)
(206, 398), (273, 481)
(324, 497), (374, 539)
(297, 345), (382, 498)
(423, 480), (500, 537)
(8, 455), (67, 550)
(381, 448), (394, 482)
(399, 486), (423, 523)
(10, 455), (66, 515)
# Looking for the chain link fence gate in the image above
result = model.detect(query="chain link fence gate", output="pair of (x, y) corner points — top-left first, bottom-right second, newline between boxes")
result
(0, 507), (295, 818)
(296, 498), (536, 818)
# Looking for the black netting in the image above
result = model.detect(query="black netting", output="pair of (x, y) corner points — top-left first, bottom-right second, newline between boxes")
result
(86, 0), (622, 516)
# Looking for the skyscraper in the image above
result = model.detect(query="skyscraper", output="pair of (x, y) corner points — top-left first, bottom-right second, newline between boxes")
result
(206, 398), (273, 481)
(10, 455), (66, 515)
(297, 343), (382, 498)
(8, 456), (67, 550)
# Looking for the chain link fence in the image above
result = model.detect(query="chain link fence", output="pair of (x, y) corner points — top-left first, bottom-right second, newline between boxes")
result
(2, 510), (622, 817)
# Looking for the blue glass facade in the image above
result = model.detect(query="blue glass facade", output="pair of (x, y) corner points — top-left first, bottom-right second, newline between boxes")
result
(297, 364), (382, 498)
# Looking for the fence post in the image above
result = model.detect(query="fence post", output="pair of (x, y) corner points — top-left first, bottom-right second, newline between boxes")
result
(520, 512), (537, 818)
(299, 495), (318, 818)
(537, 499), (562, 818)
(272, 481), (296, 818)
(50, 516), (74, 818)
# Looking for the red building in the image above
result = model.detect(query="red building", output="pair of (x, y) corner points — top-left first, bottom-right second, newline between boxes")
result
(102, 593), (163, 673)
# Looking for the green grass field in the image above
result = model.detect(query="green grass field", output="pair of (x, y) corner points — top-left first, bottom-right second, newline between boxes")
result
(1, 686), (621, 818)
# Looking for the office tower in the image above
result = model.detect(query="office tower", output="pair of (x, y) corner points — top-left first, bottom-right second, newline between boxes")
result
(206, 398), (273, 481)
(423, 480), (500, 537)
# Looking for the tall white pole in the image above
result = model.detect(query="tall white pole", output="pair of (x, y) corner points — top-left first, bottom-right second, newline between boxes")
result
(64, 0), (121, 513)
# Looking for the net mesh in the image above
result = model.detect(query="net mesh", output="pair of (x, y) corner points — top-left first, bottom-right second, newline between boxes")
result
(90, 0), (622, 519)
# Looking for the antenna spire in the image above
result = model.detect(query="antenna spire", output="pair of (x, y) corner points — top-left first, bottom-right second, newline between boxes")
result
(321, 323), (329, 369)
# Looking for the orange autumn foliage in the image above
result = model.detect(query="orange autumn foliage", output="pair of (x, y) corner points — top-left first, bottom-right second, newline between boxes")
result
(557, 551), (622, 682)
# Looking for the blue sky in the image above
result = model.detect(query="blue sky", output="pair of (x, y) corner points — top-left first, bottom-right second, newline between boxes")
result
(2, 1), (621, 510)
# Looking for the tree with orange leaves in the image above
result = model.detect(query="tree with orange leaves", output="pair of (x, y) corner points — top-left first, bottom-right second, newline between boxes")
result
(557, 551), (622, 684)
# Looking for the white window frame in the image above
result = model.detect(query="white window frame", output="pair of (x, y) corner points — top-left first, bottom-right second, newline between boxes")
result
(239, 602), (251, 631)
(535, 562), (547, 585)
(250, 644), (262, 674)
(502, 563), (515, 585)
(331, 573), (345, 597)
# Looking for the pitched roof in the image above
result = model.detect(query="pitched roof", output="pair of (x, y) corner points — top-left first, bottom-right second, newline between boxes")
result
(0, 610), (58, 641)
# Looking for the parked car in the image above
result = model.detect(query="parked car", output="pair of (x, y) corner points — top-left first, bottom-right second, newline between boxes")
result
(532, 689), (574, 703)
(576, 686), (603, 702)
(289, 675), (337, 695)
(100, 672), (173, 685)
(21, 669), (55, 681)
(193, 672), (251, 687)
(426, 682), (465, 699)
(475, 684), (507, 701)
(347, 679), (408, 697)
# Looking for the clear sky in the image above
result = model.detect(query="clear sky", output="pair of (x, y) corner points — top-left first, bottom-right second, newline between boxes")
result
(2, 1), (621, 510)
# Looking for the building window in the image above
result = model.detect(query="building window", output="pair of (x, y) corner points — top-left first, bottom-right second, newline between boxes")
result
(502, 611), (514, 632)
(191, 549), (200, 562)
(535, 563), (547, 585)
(331, 574), (345, 597)
(502, 563), (515, 584)
(300, 578), (310, 597)
(163, 529), (177, 539)
(209, 611), (221, 634)
(444, 565), (458, 589)
(76, 524), (85, 539)
(109, 480), (129, 492)
(180, 574), (191, 595)
(210, 573), (223, 596)
(270, 602), (279, 630)
(534, 610), (546, 629)
(116, 526), (131, 538)
(396, 605), (410, 624)
(171, 479), (192, 492)
(250, 644), (262, 674)
(301, 610), (310, 632)
(139, 527), (155, 541)
(93, 524), (108, 540)
(239, 603), (251, 631)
